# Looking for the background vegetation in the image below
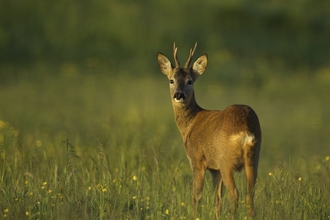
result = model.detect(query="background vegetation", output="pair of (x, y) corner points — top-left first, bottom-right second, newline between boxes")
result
(1, 0), (329, 219)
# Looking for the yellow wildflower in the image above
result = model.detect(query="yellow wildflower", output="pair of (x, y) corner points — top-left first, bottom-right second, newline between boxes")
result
(0, 120), (6, 128)
(36, 140), (42, 147)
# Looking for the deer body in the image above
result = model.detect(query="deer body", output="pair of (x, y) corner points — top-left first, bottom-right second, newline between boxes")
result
(157, 43), (261, 218)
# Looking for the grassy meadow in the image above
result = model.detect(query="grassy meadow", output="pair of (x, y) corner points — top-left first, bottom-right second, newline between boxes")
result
(0, 65), (329, 219)
(1, 0), (330, 219)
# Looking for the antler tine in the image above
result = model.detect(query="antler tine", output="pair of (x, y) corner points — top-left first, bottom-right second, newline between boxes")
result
(173, 42), (180, 68)
(184, 42), (198, 68)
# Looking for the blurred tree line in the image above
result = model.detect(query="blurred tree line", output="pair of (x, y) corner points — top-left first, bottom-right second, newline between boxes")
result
(0, 0), (329, 80)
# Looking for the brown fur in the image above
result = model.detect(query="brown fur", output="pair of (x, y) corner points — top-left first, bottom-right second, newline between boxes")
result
(157, 43), (261, 219)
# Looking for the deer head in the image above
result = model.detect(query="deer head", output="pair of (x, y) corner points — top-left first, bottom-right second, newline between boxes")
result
(157, 42), (208, 104)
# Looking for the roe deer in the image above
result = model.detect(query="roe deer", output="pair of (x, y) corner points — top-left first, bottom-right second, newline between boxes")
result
(157, 42), (261, 219)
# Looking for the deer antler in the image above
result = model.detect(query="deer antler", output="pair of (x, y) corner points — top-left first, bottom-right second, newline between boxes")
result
(173, 42), (180, 68)
(184, 42), (198, 68)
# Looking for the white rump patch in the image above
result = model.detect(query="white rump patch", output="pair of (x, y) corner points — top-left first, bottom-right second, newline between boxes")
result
(230, 132), (255, 146)
(245, 133), (255, 146)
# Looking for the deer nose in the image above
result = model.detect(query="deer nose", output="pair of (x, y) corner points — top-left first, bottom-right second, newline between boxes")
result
(173, 92), (186, 103)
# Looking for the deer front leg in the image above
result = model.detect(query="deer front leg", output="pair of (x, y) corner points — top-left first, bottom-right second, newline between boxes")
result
(192, 168), (205, 218)
(209, 169), (223, 220)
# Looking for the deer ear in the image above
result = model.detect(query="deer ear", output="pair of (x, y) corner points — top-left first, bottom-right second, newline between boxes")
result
(157, 52), (173, 76)
(193, 54), (208, 75)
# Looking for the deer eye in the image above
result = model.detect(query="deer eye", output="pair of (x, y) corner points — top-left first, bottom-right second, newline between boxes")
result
(187, 80), (193, 85)
(169, 79), (174, 84)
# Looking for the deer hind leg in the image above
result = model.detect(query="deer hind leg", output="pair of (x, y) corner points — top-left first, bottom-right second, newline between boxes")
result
(192, 168), (206, 217)
(244, 164), (257, 217)
(244, 143), (260, 217)
(209, 169), (223, 220)
(221, 169), (239, 215)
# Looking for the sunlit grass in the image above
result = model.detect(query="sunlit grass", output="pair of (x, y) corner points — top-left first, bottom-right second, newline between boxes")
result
(0, 72), (329, 219)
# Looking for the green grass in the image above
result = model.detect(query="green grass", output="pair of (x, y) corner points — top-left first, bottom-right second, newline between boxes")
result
(0, 70), (330, 219)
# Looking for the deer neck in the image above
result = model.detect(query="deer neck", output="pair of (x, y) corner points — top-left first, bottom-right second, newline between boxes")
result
(172, 93), (202, 137)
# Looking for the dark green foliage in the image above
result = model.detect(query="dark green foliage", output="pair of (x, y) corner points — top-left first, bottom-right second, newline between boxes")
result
(1, 0), (329, 80)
